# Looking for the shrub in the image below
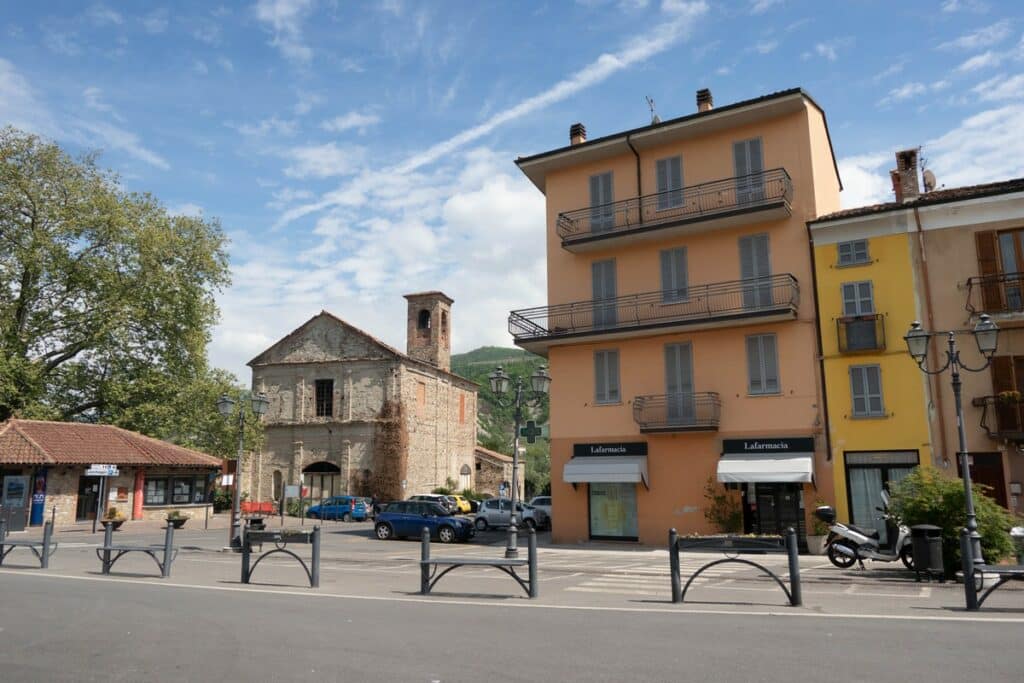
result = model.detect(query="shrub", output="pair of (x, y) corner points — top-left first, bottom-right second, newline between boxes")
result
(431, 485), (453, 495)
(166, 510), (188, 520)
(889, 467), (1017, 573)
(460, 488), (486, 501)
(286, 499), (311, 517)
(104, 507), (125, 521)
(211, 487), (232, 512)
(702, 477), (743, 534)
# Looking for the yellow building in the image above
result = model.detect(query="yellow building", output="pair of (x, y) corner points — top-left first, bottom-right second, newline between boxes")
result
(808, 150), (935, 542)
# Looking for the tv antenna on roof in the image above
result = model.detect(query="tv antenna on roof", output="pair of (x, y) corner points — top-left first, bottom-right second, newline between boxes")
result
(646, 96), (661, 124)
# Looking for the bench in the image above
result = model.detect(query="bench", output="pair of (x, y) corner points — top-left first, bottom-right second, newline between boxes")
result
(241, 525), (320, 588)
(419, 526), (538, 598)
(669, 528), (802, 607)
(0, 520), (58, 569)
(241, 501), (277, 530)
(96, 522), (177, 578)
(961, 529), (1024, 610)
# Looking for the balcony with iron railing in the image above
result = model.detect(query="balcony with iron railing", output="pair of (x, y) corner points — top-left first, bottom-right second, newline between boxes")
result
(508, 273), (799, 354)
(555, 168), (793, 252)
(633, 392), (721, 432)
(966, 272), (1024, 319)
(972, 393), (1024, 442)
(837, 314), (886, 353)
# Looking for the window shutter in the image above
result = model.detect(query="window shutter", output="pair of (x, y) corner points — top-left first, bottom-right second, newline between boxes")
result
(747, 336), (762, 393)
(607, 351), (620, 401)
(748, 139), (763, 174)
(740, 236), (755, 280)
(734, 141), (748, 178)
(838, 242), (852, 265)
(595, 352), (607, 402)
(990, 356), (1014, 394)
(842, 284), (857, 316)
(754, 234), (770, 278)
(858, 282), (874, 313)
(675, 247), (688, 298)
(665, 344), (679, 395)
(975, 230), (1003, 311)
(762, 335), (779, 392)
(660, 250), (673, 300)
(590, 174), (601, 207)
(671, 157), (682, 190)
(656, 159), (669, 195)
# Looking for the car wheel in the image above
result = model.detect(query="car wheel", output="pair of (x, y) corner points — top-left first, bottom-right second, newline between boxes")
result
(474, 518), (488, 531)
(524, 518), (537, 530)
(375, 522), (394, 540)
(341, 512), (351, 523)
(438, 526), (456, 544)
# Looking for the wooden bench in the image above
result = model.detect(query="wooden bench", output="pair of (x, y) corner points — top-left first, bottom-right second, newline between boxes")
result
(0, 521), (57, 569)
(96, 522), (177, 578)
(669, 528), (802, 607)
(419, 526), (538, 598)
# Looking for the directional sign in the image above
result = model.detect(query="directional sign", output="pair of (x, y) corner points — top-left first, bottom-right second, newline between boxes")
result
(86, 464), (119, 477)
(519, 420), (543, 444)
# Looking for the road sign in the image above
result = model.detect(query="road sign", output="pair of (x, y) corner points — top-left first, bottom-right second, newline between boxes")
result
(86, 464), (119, 477)
(519, 420), (543, 444)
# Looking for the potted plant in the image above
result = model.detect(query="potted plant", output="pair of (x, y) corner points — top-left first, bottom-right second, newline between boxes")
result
(166, 510), (189, 529)
(806, 500), (830, 555)
(997, 390), (1022, 404)
(102, 507), (126, 531)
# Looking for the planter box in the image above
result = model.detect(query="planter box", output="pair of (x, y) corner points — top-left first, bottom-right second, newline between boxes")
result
(805, 534), (826, 555)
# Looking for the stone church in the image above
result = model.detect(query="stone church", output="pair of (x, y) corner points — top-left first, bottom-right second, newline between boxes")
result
(243, 292), (478, 503)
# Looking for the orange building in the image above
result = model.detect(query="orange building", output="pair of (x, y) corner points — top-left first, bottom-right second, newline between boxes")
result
(510, 88), (841, 545)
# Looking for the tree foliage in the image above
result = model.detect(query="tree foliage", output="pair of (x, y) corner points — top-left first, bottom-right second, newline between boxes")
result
(0, 127), (231, 437)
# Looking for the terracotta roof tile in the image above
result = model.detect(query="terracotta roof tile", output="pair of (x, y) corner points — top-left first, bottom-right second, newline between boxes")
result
(0, 420), (221, 468)
(474, 446), (514, 463)
(812, 177), (1024, 223)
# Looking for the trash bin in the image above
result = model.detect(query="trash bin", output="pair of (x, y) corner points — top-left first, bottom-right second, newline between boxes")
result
(910, 525), (944, 581)
(1012, 527), (1024, 564)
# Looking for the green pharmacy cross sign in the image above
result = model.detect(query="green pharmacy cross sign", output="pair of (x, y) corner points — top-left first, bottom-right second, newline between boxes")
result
(519, 421), (543, 444)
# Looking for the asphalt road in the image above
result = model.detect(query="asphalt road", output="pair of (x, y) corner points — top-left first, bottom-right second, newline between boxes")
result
(1, 572), (1021, 683)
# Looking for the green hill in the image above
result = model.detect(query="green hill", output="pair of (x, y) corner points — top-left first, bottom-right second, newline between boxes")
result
(450, 346), (540, 378)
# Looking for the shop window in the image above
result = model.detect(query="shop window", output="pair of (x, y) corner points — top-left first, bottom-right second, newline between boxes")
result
(143, 475), (208, 506)
(144, 478), (167, 505)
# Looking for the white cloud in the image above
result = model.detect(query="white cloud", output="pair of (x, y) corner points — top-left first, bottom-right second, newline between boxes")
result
(837, 153), (893, 209)
(715, 65), (732, 76)
(141, 8), (169, 34)
(191, 20), (221, 45)
(293, 91), (323, 115)
(339, 58), (364, 73)
(86, 4), (123, 26)
(42, 29), (81, 56)
(255, 0), (315, 64)
(193, 59), (209, 75)
(82, 86), (124, 122)
(753, 40), (778, 55)
(814, 41), (839, 61)
(167, 202), (204, 217)
(217, 57), (235, 73)
(749, 0), (783, 14)
(870, 62), (904, 83)
(941, 0), (990, 12)
(0, 58), (58, 134)
(283, 142), (365, 178)
(266, 187), (314, 210)
(926, 104), (1024, 186)
(878, 82), (927, 106)
(320, 111), (381, 133)
(73, 120), (170, 170)
(955, 50), (1002, 73)
(972, 73), (1024, 101)
(939, 20), (1013, 51)
(234, 117), (297, 137)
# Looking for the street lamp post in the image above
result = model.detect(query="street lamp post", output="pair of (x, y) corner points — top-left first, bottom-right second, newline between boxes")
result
(488, 365), (551, 559)
(217, 392), (270, 550)
(904, 314), (999, 570)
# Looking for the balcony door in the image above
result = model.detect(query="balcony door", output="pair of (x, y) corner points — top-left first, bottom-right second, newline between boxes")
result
(990, 356), (1024, 433)
(592, 259), (617, 329)
(734, 138), (764, 205)
(740, 233), (772, 309)
(665, 343), (695, 425)
(589, 172), (614, 233)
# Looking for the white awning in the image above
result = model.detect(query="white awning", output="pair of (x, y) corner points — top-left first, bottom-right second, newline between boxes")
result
(717, 453), (814, 484)
(563, 456), (649, 489)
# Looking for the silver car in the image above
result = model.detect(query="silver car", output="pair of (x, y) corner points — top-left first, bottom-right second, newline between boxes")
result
(473, 498), (544, 530)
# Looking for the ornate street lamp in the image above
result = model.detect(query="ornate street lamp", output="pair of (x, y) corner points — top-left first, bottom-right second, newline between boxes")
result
(903, 314), (999, 579)
(488, 365), (551, 558)
(217, 391), (270, 550)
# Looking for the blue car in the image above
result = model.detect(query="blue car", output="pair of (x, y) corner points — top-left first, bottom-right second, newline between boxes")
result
(307, 495), (368, 522)
(374, 501), (475, 543)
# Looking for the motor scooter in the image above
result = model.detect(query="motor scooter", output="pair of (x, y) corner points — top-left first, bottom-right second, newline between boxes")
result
(814, 491), (913, 570)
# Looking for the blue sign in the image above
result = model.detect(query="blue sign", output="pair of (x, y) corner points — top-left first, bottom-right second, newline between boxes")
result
(29, 468), (47, 526)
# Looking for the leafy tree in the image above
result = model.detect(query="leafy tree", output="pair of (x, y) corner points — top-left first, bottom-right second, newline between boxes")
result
(0, 127), (231, 434)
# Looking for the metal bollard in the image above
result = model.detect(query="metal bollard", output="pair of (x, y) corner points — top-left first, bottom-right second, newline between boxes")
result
(162, 523), (175, 578)
(420, 526), (431, 594)
(528, 527), (538, 598)
(0, 519), (6, 566)
(102, 522), (114, 574)
(241, 534), (251, 584)
(41, 521), (53, 569)
(311, 526), (321, 588)
(960, 529), (979, 611)
(669, 528), (681, 603)
(786, 527), (802, 607)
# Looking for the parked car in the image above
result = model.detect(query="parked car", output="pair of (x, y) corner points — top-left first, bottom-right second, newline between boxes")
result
(473, 498), (545, 531)
(450, 494), (473, 514)
(374, 501), (474, 543)
(306, 495), (368, 522)
(409, 494), (454, 513)
(529, 496), (551, 522)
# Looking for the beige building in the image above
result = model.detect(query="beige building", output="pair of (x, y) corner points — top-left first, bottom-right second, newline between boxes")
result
(245, 292), (479, 504)
(473, 446), (525, 499)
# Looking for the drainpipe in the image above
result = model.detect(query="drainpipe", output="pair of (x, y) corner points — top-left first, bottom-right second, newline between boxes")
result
(806, 222), (833, 470)
(913, 205), (950, 468)
(626, 133), (641, 200)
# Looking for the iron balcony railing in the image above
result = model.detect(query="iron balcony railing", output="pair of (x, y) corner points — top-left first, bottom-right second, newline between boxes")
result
(556, 168), (792, 243)
(508, 273), (799, 341)
(633, 392), (721, 432)
(971, 395), (1024, 442)
(837, 314), (886, 353)
(966, 272), (1024, 316)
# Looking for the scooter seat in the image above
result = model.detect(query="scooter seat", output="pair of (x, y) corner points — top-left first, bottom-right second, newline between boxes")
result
(848, 523), (880, 540)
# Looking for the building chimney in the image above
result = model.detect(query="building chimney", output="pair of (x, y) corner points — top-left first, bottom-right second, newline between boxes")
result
(895, 149), (920, 202)
(890, 170), (903, 203)
(569, 122), (587, 146)
(697, 88), (713, 113)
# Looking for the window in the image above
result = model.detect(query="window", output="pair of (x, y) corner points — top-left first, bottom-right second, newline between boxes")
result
(144, 479), (167, 505)
(143, 475), (208, 506)
(417, 309), (431, 331)
(656, 156), (683, 210)
(746, 334), (779, 395)
(838, 239), (870, 266)
(841, 281), (875, 316)
(660, 247), (688, 302)
(733, 138), (764, 204)
(315, 379), (334, 417)
(850, 365), (884, 417)
(977, 229), (1024, 312)
(589, 172), (614, 232)
(594, 350), (620, 404)
(592, 259), (617, 328)
(171, 478), (193, 504)
(739, 233), (772, 309)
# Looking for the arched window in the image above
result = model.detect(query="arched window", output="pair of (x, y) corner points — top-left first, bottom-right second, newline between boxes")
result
(272, 470), (283, 500)
(417, 309), (431, 336)
(441, 311), (448, 339)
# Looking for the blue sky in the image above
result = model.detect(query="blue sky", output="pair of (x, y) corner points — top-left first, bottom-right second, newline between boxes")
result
(3, 0), (1024, 383)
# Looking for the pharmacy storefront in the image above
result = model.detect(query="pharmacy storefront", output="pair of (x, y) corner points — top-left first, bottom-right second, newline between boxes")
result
(564, 442), (648, 541)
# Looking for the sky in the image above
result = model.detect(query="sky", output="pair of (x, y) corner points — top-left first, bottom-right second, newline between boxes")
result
(3, 0), (1024, 384)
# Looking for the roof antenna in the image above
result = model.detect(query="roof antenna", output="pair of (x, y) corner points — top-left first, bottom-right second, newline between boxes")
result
(646, 96), (661, 124)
